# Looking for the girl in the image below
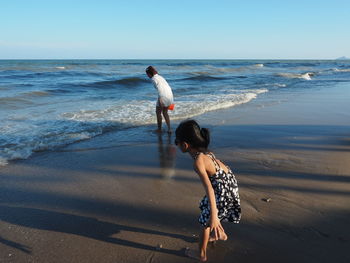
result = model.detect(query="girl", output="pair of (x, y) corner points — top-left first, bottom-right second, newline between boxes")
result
(175, 120), (241, 262)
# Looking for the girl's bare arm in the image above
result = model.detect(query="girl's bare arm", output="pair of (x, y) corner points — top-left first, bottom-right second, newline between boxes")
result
(194, 155), (224, 239)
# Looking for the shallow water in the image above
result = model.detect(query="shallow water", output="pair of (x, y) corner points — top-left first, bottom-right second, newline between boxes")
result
(1, 59), (350, 165)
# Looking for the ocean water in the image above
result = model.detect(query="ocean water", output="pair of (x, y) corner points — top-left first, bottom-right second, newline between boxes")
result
(1, 59), (350, 166)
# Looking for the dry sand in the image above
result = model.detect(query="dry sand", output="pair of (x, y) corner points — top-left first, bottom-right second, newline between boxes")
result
(1, 83), (350, 263)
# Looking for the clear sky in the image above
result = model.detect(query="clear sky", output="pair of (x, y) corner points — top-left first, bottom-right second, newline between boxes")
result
(0, 0), (349, 59)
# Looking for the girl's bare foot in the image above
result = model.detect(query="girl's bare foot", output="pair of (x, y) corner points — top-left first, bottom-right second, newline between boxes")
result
(185, 247), (207, 262)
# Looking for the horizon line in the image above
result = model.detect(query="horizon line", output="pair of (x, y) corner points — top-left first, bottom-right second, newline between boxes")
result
(0, 58), (349, 61)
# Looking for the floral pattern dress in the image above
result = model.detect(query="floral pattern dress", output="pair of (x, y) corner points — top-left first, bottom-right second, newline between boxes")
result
(196, 152), (241, 227)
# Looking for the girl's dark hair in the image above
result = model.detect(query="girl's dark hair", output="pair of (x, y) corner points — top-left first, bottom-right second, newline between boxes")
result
(175, 120), (210, 151)
(145, 66), (158, 77)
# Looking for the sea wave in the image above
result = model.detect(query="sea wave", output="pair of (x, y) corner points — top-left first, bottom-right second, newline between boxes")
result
(213, 64), (265, 73)
(0, 88), (267, 166)
(22, 91), (51, 97)
(0, 120), (107, 166)
(265, 62), (320, 68)
(45, 88), (75, 94)
(172, 89), (268, 120)
(48, 77), (150, 93)
(0, 91), (51, 109)
(277, 72), (314, 80)
(5, 59), (349, 168)
(66, 89), (268, 124)
(0, 70), (106, 80)
(333, 68), (350, 73)
(89, 77), (149, 88)
(263, 83), (287, 88)
(0, 97), (34, 108)
(253, 63), (264, 68)
(181, 75), (227, 81)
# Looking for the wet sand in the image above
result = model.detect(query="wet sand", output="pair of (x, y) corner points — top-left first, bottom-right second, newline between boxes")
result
(1, 83), (350, 262)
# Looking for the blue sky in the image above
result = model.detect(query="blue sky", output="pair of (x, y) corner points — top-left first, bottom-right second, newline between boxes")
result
(0, 0), (349, 59)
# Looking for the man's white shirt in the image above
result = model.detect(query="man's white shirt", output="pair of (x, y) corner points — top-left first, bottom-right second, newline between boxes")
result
(152, 74), (174, 107)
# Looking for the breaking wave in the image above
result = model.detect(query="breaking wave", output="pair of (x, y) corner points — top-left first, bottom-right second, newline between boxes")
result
(277, 72), (314, 80)
(0, 88), (268, 166)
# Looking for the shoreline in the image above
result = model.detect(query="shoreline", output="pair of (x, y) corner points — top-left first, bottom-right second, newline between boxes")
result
(1, 58), (349, 167)
(1, 82), (350, 262)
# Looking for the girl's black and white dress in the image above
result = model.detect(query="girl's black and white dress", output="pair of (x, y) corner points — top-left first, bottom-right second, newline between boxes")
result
(196, 152), (241, 227)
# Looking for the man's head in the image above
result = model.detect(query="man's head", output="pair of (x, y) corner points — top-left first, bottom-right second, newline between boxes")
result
(146, 66), (158, 78)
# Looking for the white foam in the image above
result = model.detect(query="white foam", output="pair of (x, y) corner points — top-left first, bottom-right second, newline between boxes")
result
(0, 88), (268, 166)
(301, 73), (312, 80)
(277, 72), (313, 80)
(274, 83), (287, 87)
(263, 83), (287, 88)
(0, 157), (8, 166)
(333, 68), (350, 72)
(65, 89), (268, 125)
(172, 92), (265, 120)
(0, 118), (104, 166)
(55, 66), (66, 70)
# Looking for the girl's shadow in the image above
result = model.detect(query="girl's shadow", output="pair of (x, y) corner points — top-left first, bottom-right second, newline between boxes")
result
(0, 205), (195, 256)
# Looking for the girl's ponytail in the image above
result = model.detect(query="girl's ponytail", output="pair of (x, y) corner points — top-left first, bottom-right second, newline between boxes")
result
(200, 128), (210, 148)
(175, 120), (211, 152)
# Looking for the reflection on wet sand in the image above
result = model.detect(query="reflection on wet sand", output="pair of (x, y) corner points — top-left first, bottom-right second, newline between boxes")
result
(157, 133), (176, 179)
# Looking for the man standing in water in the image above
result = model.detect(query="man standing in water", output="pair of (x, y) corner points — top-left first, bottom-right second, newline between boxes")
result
(146, 66), (174, 133)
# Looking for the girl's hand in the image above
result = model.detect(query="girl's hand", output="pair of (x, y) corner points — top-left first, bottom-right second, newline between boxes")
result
(209, 216), (226, 241)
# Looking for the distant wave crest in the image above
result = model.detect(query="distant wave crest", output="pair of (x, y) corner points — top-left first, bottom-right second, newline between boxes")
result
(253, 63), (264, 68)
(181, 75), (227, 82)
(91, 77), (149, 88)
(333, 68), (350, 73)
(277, 72), (314, 80)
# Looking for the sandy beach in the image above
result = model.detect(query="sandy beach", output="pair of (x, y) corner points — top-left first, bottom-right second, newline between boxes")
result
(1, 82), (350, 263)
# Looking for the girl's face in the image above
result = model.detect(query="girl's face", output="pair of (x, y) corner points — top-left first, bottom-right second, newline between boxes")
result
(175, 138), (188, 153)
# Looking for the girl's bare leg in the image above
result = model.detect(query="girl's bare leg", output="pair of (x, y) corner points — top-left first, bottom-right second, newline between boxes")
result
(199, 227), (210, 261)
(185, 227), (210, 262)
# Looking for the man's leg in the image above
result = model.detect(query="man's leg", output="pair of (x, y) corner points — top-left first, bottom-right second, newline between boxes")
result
(162, 107), (171, 133)
(156, 106), (162, 132)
